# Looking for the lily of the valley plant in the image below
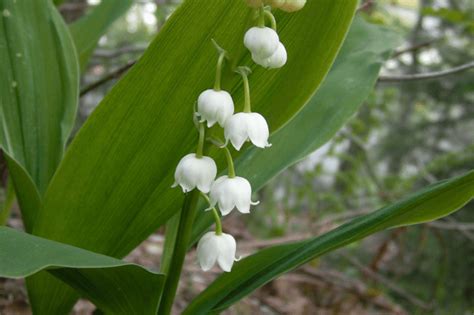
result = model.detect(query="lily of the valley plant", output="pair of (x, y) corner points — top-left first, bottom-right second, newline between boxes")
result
(1, 0), (472, 314)
(174, 1), (294, 272)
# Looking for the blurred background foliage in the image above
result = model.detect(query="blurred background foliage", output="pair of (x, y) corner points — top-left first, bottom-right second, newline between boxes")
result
(1, 0), (473, 314)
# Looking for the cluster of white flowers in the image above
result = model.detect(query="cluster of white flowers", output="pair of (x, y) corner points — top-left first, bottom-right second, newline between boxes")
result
(173, 0), (306, 273)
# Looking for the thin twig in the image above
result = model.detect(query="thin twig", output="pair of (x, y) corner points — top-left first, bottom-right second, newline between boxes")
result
(392, 39), (438, 58)
(378, 61), (474, 82)
(340, 253), (433, 311)
(80, 60), (136, 97)
(93, 45), (147, 59)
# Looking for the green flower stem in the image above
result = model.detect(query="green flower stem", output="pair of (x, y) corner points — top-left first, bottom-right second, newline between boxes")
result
(211, 208), (223, 235)
(158, 190), (200, 315)
(214, 51), (226, 91)
(258, 6), (265, 27)
(236, 67), (252, 113)
(196, 123), (205, 158)
(223, 146), (236, 178)
(264, 10), (277, 31)
(200, 193), (223, 235)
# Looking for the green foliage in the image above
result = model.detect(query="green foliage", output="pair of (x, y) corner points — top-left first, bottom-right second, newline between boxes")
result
(23, 0), (357, 313)
(0, 0), (79, 231)
(0, 227), (165, 315)
(184, 170), (474, 314)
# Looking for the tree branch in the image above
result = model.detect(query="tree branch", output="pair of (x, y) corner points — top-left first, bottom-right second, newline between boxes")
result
(378, 61), (474, 83)
(80, 60), (136, 97)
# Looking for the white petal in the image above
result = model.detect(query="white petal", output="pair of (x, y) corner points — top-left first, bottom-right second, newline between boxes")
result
(197, 232), (219, 271)
(197, 89), (235, 127)
(224, 113), (250, 151)
(232, 177), (253, 214)
(244, 27), (279, 59)
(266, 42), (287, 69)
(174, 154), (217, 193)
(216, 233), (237, 272)
(247, 113), (271, 148)
(195, 156), (217, 193)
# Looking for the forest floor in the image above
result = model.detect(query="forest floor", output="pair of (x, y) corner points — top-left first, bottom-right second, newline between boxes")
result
(0, 208), (409, 315)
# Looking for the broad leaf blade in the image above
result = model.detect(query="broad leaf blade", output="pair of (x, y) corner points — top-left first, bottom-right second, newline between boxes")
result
(192, 15), (403, 242)
(69, 0), (134, 69)
(0, 0), (79, 229)
(0, 227), (165, 315)
(28, 0), (357, 313)
(184, 170), (474, 314)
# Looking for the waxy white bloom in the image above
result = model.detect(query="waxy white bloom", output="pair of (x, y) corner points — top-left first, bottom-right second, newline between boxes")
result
(197, 89), (234, 127)
(210, 175), (259, 215)
(244, 27), (279, 59)
(197, 232), (238, 272)
(224, 112), (271, 150)
(173, 153), (217, 193)
(252, 42), (287, 69)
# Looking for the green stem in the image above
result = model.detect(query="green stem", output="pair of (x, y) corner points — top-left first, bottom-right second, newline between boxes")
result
(258, 6), (265, 27)
(196, 123), (205, 158)
(211, 208), (222, 235)
(200, 192), (223, 235)
(223, 146), (236, 178)
(158, 190), (200, 315)
(214, 52), (226, 91)
(235, 67), (252, 113)
(264, 10), (277, 31)
(0, 177), (15, 226)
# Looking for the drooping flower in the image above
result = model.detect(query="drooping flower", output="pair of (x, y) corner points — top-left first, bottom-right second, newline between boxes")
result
(197, 89), (234, 127)
(173, 153), (217, 193)
(224, 112), (271, 150)
(210, 175), (259, 215)
(252, 42), (287, 69)
(244, 26), (280, 59)
(197, 231), (238, 272)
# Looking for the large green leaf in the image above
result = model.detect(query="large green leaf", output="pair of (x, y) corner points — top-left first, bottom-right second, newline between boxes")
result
(27, 0), (357, 313)
(0, 227), (165, 315)
(69, 0), (134, 69)
(184, 170), (474, 314)
(0, 0), (79, 230)
(192, 15), (403, 242)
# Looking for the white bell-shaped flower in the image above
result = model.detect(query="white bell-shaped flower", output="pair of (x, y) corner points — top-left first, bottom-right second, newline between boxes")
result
(210, 175), (259, 215)
(224, 112), (271, 150)
(173, 153), (217, 193)
(197, 89), (234, 127)
(252, 42), (287, 69)
(197, 231), (238, 272)
(244, 27), (280, 59)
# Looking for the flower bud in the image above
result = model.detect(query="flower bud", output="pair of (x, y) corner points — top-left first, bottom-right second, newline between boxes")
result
(244, 27), (280, 59)
(210, 175), (259, 215)
(279, 0), (306, 12)
(252, 42), (287, 68)
(197, 231), (238, 272)
(197, 89), (234, 127)
(224, 112), (271, 150)
(173, 153), (217, 193)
